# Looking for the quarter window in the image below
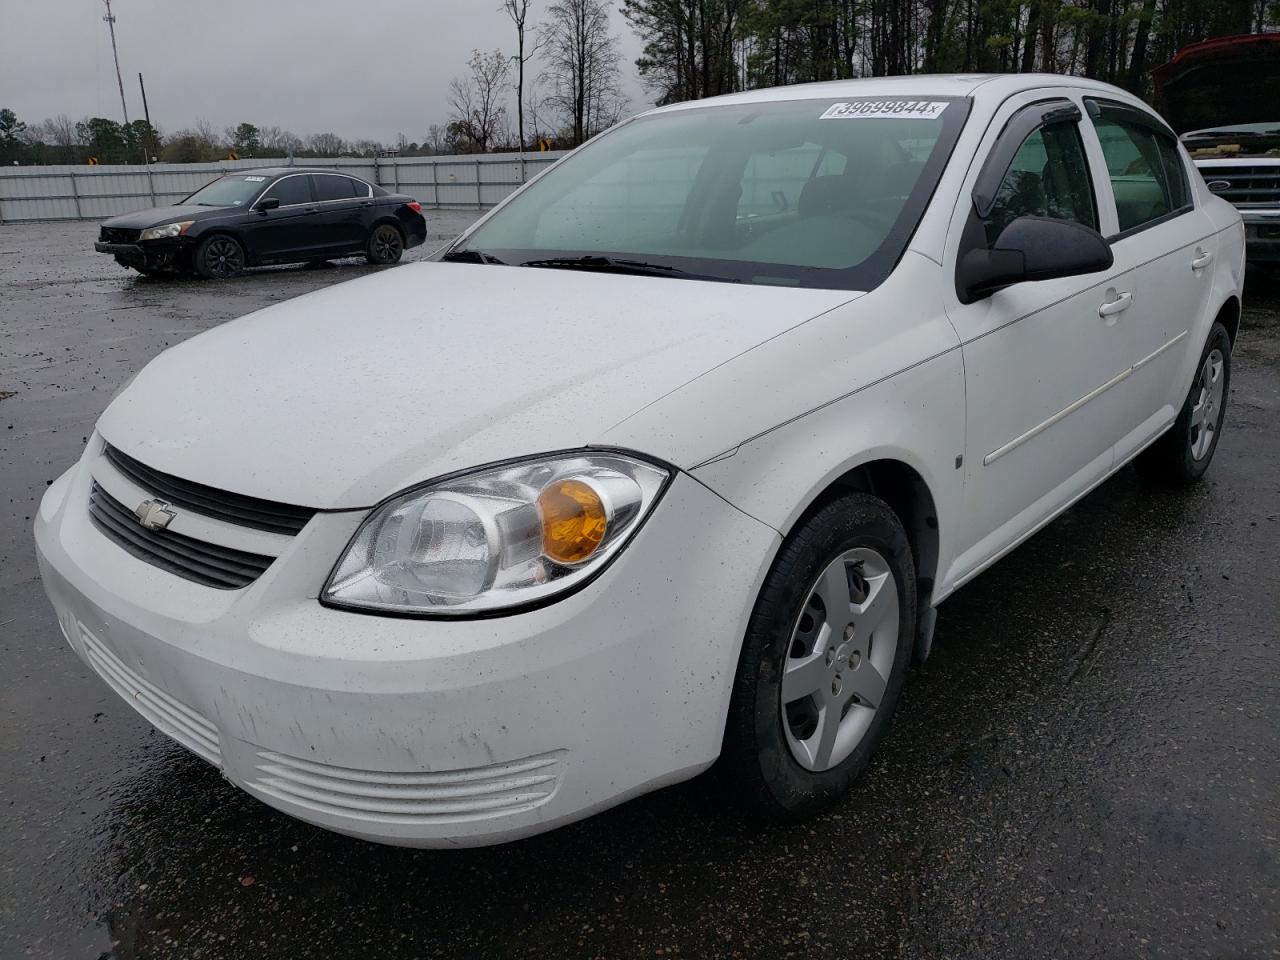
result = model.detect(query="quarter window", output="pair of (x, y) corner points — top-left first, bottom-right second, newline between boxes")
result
(1089, 110), (1189, 233)
(262, 175), (311, 206)
(985, 123), (1097, 244)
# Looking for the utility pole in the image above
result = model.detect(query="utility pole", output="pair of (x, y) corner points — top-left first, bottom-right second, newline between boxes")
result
(102, 0), (130, 128)
(138, 72), (153, 162)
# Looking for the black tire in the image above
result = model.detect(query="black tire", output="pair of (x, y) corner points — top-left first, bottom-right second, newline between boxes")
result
(720, 492), (916, 820)
(1135, 322), (1231, 485)
(193, 234), (246, 279)
(366, 223), (404, 265)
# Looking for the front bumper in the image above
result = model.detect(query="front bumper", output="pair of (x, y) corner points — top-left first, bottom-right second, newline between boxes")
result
(1240, 210), (1280, 263)
(94, 239), (190, 271)
(34, 445), (778, 847)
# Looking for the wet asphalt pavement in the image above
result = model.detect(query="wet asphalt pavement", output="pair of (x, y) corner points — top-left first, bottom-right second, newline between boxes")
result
(1, 220), (1278, 960)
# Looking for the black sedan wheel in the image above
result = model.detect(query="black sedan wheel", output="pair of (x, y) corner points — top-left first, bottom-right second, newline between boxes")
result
(366, 224), (404, 265)
(194, 235), (246, 279)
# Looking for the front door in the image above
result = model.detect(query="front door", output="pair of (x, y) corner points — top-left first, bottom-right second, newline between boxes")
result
(944, 95), (1133, 584)
(246, 173), (319, 261)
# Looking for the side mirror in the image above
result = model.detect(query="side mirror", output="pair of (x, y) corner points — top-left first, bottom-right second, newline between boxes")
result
(958, 216), (1113, 303)
(255, 197), (280, 212)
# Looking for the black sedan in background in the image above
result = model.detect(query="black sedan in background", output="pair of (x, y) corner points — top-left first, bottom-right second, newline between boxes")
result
(94, 167), (428, 278)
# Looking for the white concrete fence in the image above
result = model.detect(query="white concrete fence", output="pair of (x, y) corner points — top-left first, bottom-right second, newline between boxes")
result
(0, 151), (569, 223)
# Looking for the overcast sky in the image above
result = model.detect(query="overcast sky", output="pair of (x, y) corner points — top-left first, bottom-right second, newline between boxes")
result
(0, 0), (651, 143)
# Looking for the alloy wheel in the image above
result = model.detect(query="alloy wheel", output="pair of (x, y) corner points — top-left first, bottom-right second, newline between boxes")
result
(781, 547), (899, 772)
(372, 225), (402, 263)
(1189, 347), (1225, 461)
(204, 237), (243, 278)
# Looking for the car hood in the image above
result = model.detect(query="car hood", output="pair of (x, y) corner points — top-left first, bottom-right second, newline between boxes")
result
(98, 262), (858, 508)
(1153, 33), (1280, 134)
(102, 204), (227, 230)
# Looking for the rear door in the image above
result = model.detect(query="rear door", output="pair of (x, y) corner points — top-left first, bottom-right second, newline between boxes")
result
(246, 173), (319, 261)
(310, 174), (368, 252)
(1081, 99), (1218, 462)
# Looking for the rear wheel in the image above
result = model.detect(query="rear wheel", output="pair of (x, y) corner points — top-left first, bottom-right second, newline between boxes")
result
(721, 492), (916, 819)
(1135, 322), (1231, 485)
(193, 235), (246, 279)
(366, 223), (404, 265)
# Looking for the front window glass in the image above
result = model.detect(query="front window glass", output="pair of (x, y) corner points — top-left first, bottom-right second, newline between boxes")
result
(986, 123), (1097, 243)
(183, 175), (271, 208)
(262, 175), (312, 206)
(455, 97), (970, 289)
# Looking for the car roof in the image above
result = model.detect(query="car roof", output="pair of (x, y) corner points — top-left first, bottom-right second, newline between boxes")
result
(226, 166), (369, 179)
(643, 73), (1148, 116)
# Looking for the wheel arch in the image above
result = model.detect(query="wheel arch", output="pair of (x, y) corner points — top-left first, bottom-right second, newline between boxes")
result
(370, 215), (407, 239)
(784, 454), (943, 661)
(1215, 294), (1241, 346)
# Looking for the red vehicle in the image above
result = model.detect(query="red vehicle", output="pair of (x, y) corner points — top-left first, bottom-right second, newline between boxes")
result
(1154, 33), (1280, 263)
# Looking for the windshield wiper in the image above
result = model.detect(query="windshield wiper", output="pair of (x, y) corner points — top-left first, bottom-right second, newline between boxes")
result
(442, 248), (505, 265)
(521, 255), (694, 278)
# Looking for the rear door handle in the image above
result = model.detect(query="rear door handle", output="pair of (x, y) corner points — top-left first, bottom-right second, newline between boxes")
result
(1191, 248), (1214, 270)
(1098, 290), (1133, 318)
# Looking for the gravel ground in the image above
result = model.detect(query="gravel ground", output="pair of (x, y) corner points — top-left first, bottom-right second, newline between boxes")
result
(1, 219), (1278, 960)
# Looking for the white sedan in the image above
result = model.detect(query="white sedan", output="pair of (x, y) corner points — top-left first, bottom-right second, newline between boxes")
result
(35, 74), (1244, 847)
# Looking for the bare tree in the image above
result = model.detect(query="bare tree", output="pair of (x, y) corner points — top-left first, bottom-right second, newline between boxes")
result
(541, 0), (626, 146)
(448, 49), (512, 153)
(193, 118), (224, 152)
(502, 0), (546, 152)
(307, 132), (347, 156)
(44, 113), (80, 150)
(423, 124), (449, 155)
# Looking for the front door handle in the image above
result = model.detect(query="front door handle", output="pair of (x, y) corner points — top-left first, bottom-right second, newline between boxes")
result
(1191, 248), (1214, 271)
(303, 207), (320, 216)
(1098, 290), (1133, 318)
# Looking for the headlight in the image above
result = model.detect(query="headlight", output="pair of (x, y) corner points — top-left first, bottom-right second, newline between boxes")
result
(139, 221), (193, 241)
(323, 452), (670, 616)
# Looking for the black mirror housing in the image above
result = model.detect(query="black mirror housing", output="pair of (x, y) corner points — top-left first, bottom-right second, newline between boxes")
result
(255, 196), (281, 212)
(958, 216), (1113, 303)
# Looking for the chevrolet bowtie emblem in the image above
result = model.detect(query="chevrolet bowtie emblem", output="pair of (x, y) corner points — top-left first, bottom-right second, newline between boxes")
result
(134, 499), (177, 531)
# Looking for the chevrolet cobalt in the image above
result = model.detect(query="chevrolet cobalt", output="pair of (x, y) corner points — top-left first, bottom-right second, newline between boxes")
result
(38, 75), (1244, 846)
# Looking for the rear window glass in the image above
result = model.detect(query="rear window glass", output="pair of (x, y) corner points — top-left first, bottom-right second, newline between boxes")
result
(313, 175), (358, 201)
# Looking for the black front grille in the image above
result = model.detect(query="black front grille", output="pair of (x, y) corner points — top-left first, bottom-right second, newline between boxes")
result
(1197, 163), (1280, 208)
(99, 226), (140, 244)
(104, 444), (316, 535)
(88, 482), (275, 590)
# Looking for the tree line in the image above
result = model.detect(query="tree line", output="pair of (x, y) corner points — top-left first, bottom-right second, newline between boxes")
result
(621, 0), (1277, 104)
(3, 0), (1275, 167)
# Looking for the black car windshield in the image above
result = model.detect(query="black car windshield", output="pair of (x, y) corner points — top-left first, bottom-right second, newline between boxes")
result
(451, 96), (970, 290)
(183, 174), (272, 207)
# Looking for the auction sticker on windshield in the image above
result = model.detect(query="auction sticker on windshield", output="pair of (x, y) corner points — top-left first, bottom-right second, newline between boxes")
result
(820, 100), (949, 120)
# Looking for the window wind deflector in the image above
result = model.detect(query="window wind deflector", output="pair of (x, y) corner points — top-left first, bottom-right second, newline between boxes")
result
(972, 99), (1081, 220)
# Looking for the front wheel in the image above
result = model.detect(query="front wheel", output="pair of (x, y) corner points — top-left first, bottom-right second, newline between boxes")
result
(366, 223), (404, 265)
(720, 492), (916, 819)
(193, 235), (246, 279)
(1135, 322), (1231, 485)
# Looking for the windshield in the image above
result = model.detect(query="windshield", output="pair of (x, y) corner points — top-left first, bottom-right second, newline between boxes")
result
(452, 96), (970, 290)
(182, 174), (271, 207)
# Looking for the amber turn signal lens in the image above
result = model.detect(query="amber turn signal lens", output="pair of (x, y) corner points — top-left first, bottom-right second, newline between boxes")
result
(538, 478), (608, 564)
